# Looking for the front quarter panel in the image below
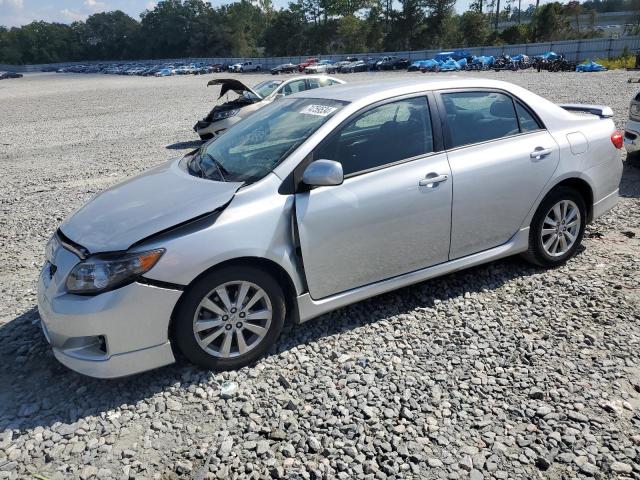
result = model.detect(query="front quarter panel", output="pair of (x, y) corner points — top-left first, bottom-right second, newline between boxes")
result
(137, 173), (305, 294)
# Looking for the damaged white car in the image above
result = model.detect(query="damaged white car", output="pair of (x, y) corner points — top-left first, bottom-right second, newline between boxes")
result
(194, 76), (344, 140)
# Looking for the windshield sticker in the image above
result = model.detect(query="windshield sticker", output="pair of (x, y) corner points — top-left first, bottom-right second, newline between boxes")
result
(300, 104), (338, 117)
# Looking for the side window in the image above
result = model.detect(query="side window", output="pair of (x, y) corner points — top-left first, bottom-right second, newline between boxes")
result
(315, 97), (433, 176)
(306, 78), (321, 89)
(442, 91), (519, 148)
(282, 80), (306, 96)
(307, 78), (339, 89)
(515, 101), (541, 132)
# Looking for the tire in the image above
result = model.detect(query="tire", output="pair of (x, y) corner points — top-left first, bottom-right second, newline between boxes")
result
(174, 265), (286, 370)
(523, 187), (587, 268)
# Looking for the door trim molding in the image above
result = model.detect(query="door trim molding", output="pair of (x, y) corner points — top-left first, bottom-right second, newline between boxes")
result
(295, 227), (530, 323)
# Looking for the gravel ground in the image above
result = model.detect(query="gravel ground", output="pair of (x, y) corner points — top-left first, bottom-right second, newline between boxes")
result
(0, 70), (639, 480)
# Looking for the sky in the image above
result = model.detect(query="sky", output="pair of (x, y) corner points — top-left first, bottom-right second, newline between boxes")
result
(0, 0), (538, 27)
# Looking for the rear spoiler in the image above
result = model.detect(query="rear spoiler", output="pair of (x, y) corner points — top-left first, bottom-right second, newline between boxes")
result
(559, 104), (613, 118)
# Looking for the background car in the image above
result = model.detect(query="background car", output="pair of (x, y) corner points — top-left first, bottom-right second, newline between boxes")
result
(194, 75), (345, 140)
(271, 63), (297, 75)
(0, 71), (23, 80)
(154, 68), (173, 77)
(376, 56), (411, 70)
(298, 57), (319, 72)
(232, 61), (262, 72)
(304, 60), (334, 74)
(340, 60), (368, 73)
(624, 91), (640, 164)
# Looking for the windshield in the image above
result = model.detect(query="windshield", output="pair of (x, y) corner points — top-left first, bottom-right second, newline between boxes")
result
(191, 98), (346, 184)
(243, 80), (283, 101)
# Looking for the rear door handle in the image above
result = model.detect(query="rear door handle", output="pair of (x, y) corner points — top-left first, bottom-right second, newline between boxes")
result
(530, 147), (553, 159)
(419, 173), (448, 187)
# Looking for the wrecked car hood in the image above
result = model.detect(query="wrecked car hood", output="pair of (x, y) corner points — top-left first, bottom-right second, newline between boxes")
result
(59, 158), (242, 253)
(207, 78), (262, 100)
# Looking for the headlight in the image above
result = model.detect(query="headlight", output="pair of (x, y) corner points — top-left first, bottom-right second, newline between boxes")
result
(212, 109), (239, 121)
(65, 249), (165, 294)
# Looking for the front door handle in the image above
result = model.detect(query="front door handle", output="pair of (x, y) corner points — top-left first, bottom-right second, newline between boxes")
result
(419, 173), (449, 187)
(530, 147), (553, 159)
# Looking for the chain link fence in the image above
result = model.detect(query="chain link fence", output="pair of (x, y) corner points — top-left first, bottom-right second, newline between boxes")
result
(3, 36), (640, 73)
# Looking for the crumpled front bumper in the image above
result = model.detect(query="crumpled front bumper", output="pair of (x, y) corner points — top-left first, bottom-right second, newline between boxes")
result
(37, 264), (182, 378)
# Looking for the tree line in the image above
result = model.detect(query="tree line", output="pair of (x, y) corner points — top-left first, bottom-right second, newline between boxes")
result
(0, 0), (636, 65)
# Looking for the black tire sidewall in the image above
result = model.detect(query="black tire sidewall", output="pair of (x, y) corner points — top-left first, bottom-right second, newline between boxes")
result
(173, 266), (286, 370)
(530, 187), (587, 266)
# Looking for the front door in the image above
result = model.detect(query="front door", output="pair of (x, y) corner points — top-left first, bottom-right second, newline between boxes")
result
(295, 96), (453, 299)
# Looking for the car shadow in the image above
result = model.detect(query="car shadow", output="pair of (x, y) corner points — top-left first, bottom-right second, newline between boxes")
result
(165, 140), (203, 150)
(0, 255), (542, 433)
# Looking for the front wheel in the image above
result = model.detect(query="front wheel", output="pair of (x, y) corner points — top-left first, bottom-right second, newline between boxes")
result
(523, 187), (586, 267)
(174, 266), (286, 370)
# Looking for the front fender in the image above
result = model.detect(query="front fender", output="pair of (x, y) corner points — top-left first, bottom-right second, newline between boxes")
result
(136, 173), (306, 296)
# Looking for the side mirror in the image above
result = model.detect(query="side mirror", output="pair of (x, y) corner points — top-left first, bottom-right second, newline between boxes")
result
(302, 160), (343, 187)
(274, 93), (285, 99)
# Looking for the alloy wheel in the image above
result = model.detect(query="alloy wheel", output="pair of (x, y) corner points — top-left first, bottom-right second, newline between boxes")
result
(541, 199), (581, 257)
(193, 281), (272, 358)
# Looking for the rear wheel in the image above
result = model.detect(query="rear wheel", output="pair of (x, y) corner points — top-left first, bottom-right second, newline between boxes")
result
(174, 266), (286, 370)
(523, 187), (586, 267)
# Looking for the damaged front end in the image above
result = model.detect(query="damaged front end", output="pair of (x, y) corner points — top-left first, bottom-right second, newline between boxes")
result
(194, 78), (263, 139)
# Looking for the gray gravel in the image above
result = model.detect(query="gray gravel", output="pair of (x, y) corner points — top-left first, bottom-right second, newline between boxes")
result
(0, 70), (639, 480)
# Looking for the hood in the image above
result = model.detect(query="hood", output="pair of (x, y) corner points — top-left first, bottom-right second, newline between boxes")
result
(207, 78), (262, 100)
(59, 158), (242, 253)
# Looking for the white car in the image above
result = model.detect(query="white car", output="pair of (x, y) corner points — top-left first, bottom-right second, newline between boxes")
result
(624, 91), (640, 163)
(194, 75), (345, 140)
(304, 60), (335, 74)
(231, 61), (263, 73)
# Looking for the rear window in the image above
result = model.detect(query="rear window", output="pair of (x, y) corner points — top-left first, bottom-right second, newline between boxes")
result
(515, 101), (541, 132)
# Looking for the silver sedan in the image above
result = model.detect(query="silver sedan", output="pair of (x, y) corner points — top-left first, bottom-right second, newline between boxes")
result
(38, 78), (623, 378)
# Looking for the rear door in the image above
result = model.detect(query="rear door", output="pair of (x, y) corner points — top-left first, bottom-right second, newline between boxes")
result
(295, 96), (452, 299)
(436, 89), (560, 259)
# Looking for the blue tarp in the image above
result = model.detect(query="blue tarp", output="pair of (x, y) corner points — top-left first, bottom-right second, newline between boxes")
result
(434, 52), (454, 62)
(576, 59), (607, 72)
(511, 54), (527, 61)
(434, 50), (469, 62)
(538, 51), (560, 60)
(473, 55), (495, 66)
(440, 59), (462, 71)
(416, 59), (441, 70)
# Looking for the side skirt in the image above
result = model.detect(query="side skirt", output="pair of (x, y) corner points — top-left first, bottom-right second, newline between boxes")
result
(296, 227), (530, 323)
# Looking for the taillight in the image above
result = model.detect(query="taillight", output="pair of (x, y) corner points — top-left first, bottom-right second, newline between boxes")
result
(611, 130), (623, 149)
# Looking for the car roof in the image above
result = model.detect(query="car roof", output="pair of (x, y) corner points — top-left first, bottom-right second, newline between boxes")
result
(292, 77), (520, 103)
(283, 75), (344, 83)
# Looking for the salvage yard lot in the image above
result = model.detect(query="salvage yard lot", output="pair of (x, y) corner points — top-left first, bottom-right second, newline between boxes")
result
(0, 70), (639, 479)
